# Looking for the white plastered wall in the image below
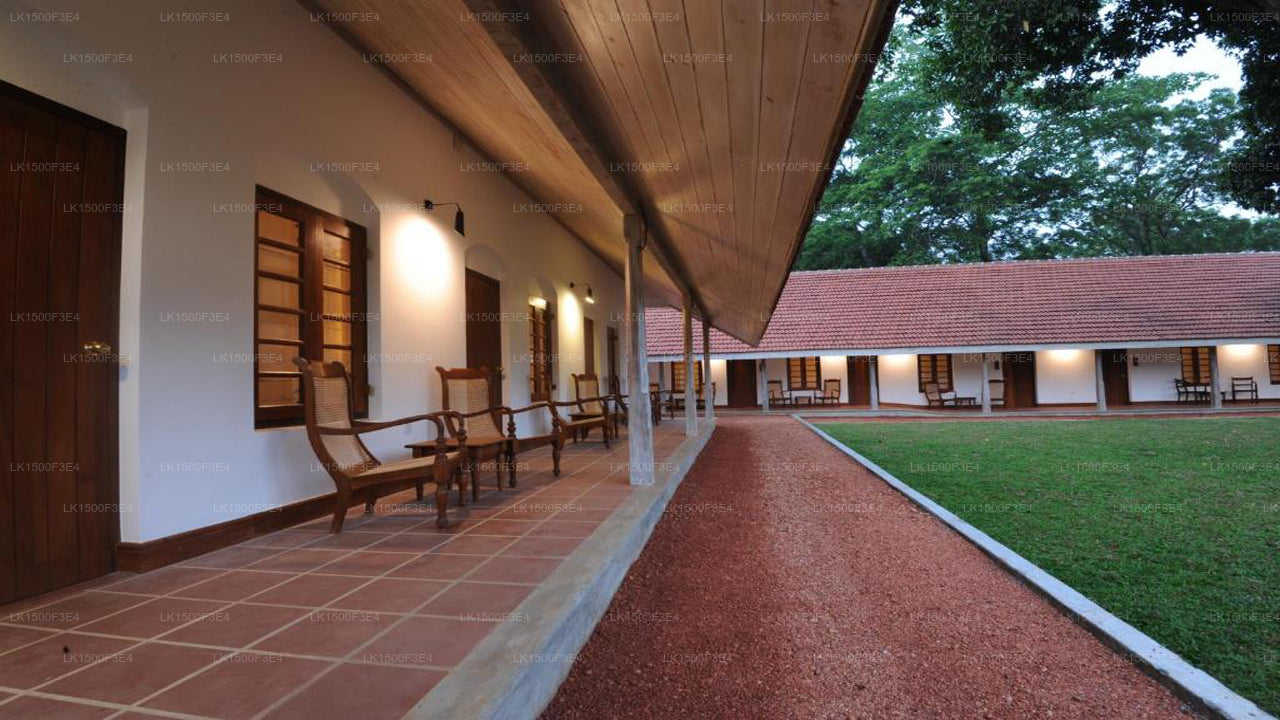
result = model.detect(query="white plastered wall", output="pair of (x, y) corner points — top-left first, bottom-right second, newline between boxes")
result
(2, 0), (626, 541)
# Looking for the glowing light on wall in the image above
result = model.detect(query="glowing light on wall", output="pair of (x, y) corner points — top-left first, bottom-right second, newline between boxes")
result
(392, 215), (452, 301)
(881, 353), (913, 367)
(1048, 349), (1082, 362)
(529, 296), (547, 310)
(1224, 344), (1257, 358)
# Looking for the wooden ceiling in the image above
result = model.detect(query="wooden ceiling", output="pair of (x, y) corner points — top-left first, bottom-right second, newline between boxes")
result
(305, 0), (896, 344)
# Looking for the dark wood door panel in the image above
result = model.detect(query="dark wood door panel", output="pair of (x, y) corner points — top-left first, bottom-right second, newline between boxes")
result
(847, 356), (872, 406)
(464, 269), (502, 406)
(726, 359), (757, 407)
(0, 81), (124, 603)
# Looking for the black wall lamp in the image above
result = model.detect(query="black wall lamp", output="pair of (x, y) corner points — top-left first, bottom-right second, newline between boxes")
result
(424, 199), (465, 236)
(570, 282), (595, 304)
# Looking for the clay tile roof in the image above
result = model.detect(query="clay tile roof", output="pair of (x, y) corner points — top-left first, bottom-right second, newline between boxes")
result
(646, 253), (1280, 356)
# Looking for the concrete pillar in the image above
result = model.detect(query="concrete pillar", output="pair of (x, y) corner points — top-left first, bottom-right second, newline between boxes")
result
(623, 214), (654, 485)
(981, 353), (992, 415)
(758, 359), (770, 411)
(702, 318), (714, 423)
(1094, 350), (1108, 413)
(869, 356), (880, 411)
(682, 296), (697, 437)
(1209, 346), (1222, 410)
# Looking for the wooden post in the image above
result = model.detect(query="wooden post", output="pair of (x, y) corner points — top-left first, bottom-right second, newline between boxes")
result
(1094, 350), (1108, 413)
(702, 317), (714, 422)
(981, 353), (992, 415)
(869, 356), (880, 411)
(1209, 346), (1222, 410)
(758, 359), (770, 411)
(682, 296), (697, 436)
(623, 214), (654, 485)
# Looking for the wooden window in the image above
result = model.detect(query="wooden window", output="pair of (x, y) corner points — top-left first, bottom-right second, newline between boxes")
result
(917, 354), (953, 392)
(787, 356), (821, 390)
(1180, 347), (1212, 384)
(254, 186), (367, 428)
(583, 317), (595, 375)
(529, 303), (552, 401)
(1268, 345), (1280, 385)
(670, 359), (703, 389)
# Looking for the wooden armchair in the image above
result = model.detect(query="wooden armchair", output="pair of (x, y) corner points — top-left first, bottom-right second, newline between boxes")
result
(923, 381), (958, 407)
(1229, 376), (1259, 403)
(572, 373), (621, 438)
(767, 380), (792, 406)
(295, 358), (463, 533)
(1175, 378), (1210, 403)
(551, 391), (613, 447)
(815, 378), (841, 405)
(506, 401), (565, 477)
(650, 382), (674, 420)
(438, 367), (511, 501)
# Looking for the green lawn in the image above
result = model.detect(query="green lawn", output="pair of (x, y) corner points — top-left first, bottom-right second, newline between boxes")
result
(819, 418), (1280, 715)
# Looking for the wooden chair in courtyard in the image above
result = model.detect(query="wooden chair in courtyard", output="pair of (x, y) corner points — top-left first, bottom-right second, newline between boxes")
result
(565, 373), (616, 444)
(1229, 376), (1259, 403)
(767, 380), (792, 406)
(815, 378), (841, 405)
(295, 358), (463, 532)
(504, 400), (566, 477)
(438, 367), (511, 501)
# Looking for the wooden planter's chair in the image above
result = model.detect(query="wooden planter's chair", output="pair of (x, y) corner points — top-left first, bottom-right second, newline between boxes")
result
(923, 381), (959, 407)
(438, 367), (512, 501)
(767, 380), (792, 406)
(815, 378), (841, 405)
(506, 401), (566, 477)
(566, 373), (617, 443)
(1174, 378), (1210, 403)
(649, 382), (673, 421)
(1229, 376), (1259, 403)
(295, 358), (463, 533)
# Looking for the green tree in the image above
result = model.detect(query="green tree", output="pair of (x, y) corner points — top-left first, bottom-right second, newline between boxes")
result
(799, 30), (1280, 270)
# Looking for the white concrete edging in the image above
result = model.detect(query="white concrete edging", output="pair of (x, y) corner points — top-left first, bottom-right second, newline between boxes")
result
(408, 421), (716, 720)
(795, 415), (1275, 720)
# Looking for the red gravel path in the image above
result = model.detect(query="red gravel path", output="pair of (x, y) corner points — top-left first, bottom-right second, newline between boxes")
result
(542, 417), (1197, 720)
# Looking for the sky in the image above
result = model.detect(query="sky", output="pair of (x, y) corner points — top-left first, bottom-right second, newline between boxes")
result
(1137, 36), (1243, 97)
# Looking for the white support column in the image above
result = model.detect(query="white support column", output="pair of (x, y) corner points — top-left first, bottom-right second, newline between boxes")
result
(869, 356), (880, 411)
(981, 353), (992, 415)
(682, 297), (697, 437)
(702, 318), (714, 423)
(1209, 346), (1222, 410)
(1094, 350), (1108, 413)
(623, 214), (654, 485)
(758, 359), (770, 411)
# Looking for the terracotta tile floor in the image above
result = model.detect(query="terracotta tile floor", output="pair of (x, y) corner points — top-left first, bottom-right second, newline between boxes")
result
(0, 424), (689, 719)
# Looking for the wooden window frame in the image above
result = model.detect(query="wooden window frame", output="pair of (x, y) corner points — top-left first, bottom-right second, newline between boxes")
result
(1180, 347), (1212, 384)
(529, 303), (553, 402)
(917, 354), (953, 392)
(254, 186), (368, 428)
(787, 356), (821, 391)
(1268, 345), (1280, 385)
(670, 359), (704, 390)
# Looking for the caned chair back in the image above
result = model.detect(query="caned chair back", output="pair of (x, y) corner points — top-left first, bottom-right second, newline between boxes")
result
(1231, 376), (1256, 390)
(823, 379), (840, 399)
(574, 373), (605, 415)
(923, 381), (942, 402)
(437, 367), (505, 443)
(295, 358), (376, 474)
(767, 379), (785, 399)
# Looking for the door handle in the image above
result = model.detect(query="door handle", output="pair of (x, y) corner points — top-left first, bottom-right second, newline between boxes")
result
(83, 341), (112, 355)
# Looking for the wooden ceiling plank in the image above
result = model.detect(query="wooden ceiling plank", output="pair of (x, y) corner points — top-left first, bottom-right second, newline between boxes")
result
(720, 0), (765, 338)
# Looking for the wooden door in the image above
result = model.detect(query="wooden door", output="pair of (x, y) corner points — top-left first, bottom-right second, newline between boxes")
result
(1, 81), (124, 604)
(847, 357), (874, 406)
(726, 359), (757, 407)
(583, 317), (595, 376)
(1002, 352), (1038, 408)
(606, 326), (618, 393)
(464, 269), (502, 405)
(1101, 349), (1130, 406)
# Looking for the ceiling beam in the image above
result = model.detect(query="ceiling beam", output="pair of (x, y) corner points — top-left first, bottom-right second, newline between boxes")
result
(462, 0), (712, 321)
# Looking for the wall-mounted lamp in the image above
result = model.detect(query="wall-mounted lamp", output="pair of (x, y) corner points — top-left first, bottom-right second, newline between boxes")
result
(570, 282), (595, 304)
(423, 199), (465, 236)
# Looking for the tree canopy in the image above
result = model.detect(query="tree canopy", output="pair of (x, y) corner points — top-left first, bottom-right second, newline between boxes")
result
(798, 7), (1280, 270)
